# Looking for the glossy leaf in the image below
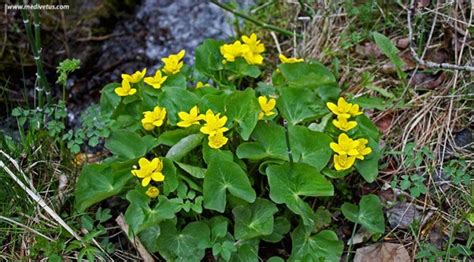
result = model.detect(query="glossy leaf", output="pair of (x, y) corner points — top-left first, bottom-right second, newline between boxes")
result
(225, 89), (259, 140)
(203, 158), (256, 212)
(266, 163), (334, 226)
(341, 194), (385, 233)
(75, 161), (133, 212)
(105, 129), (159, 159)
(233, 198), (278, 240)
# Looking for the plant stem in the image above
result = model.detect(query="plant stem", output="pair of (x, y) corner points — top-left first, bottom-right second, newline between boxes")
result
(283, 119), (293, 165)
(346, 222), (358, 262)
(210, 0), (301, 39)
(21, 2), (50, 109)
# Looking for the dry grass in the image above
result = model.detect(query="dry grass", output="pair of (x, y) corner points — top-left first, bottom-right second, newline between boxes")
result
(267, 0), (473, 259)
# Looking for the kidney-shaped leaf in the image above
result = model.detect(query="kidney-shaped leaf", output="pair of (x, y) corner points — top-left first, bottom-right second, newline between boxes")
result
(289, 125), (333, 171)
(236, 122), (288, 161)
(157, 220), (211, 262)
(203, 158), (256, 212)
(290, 224), (343, 262)
(266, 163), (333, 226)
(105, 130), (159, 159)
(75, 161), (133, 212)
(341, 194), (385, 234)
(279, 62), (336, 89)
(225, 89), (259, 140)
(233, 198), (278, 240)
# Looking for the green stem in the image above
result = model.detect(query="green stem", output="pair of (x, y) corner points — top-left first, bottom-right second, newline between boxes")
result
(210, 0), (301, 39)
(283, 119), (293, 164)
(346, 222), (358, 262)
(21, 5), (50, 109)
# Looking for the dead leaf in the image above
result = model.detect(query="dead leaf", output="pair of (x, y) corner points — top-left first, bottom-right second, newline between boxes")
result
(375, 113), (393, 134)
(410, 71), (446, 89)
(395, 38), (409, 49)
(387, 202), (420, 229)
(416, 0), (430, 8)
(354, 242), (410, 262)
(356, 42), (383, 58)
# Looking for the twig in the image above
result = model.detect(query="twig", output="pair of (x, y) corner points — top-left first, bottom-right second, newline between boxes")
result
(407, 1), (474, 72)
(116, 214), (154, 262)
(210, 0), (302, 38)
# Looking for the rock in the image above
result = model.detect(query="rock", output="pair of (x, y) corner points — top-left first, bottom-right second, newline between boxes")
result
(454, 128), (472, 150)
(387, 202), (420, 229)
(354, 242), (410, 262)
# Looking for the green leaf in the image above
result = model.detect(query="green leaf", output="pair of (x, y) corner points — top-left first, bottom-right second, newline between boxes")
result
(105, 130), (159, 159)
(157, 87), (201, 125)
(372, 32), (406, 79)
(209, 216), (229, 241)
(157, 220), (211, 262)
(233, 198), (278, 240)
(279, 62), (336, 89)
(75, 161), (133, 212)
(162, 158), (179, 194)
(277, 87), (326, 125)
(125, 190), (182, 234)
(354, 114), (380, 141)
(176, 162), (206, 179)
(355, 137), (381, 183)
(266, 163), (334, 226)
(289, 125), (333, 171)
(262, 217), (291, 243)
(195, 39), (224, 77)
(236, 122), (287, 161)
(225, 58), (261, 78)
(165, 133), (204, 161)
(230, 239), (259, 262)
(162, 73), (187, 90)
(139, 225), (161, 252)
(351, 95), (393, 110)
(100, 83), (121, 113)
(202, 143), (234, 164)
(341, 194), (385, 234)
(225, 89), (259, 140)
(203, 159), (256, 212)
(290, 224), (343, 262)
(157, 126), (199, 146)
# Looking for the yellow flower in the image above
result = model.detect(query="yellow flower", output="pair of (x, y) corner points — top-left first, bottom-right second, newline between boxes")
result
(196, 81), (210, 89)
(200, 109), (229, 136)
(131, 157), (165, 187)
(333, 154), (356, 171)
(122, 68), (147, 83)
(145, 186), (160, 198)
(348, 103), (363, 117)
(330, 133), (360, 156)
(326, 97), (363, 118)
(279, 54), (304, 63)
(220, 40), (250, 62)
(258, 96), (276, 120)
(354, 138), (372, 160)
(162, 50), (186, 75)
(144, 70), (168, 89)
(241, 33), (265, 65)
(141, 106), (167, 131)
(177, 106), (203, 127)
(208, 132), (228, 149)
(114, 80), (137, 96)
(333, 115), (357, 132)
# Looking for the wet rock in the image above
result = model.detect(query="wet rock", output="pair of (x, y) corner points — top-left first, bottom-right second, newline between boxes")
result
(387, 202), (420, 229)
(454, 128), (472, 150)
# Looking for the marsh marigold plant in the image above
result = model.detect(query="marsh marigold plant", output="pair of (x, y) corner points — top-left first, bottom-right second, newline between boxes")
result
(75, 33), (382, 262)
